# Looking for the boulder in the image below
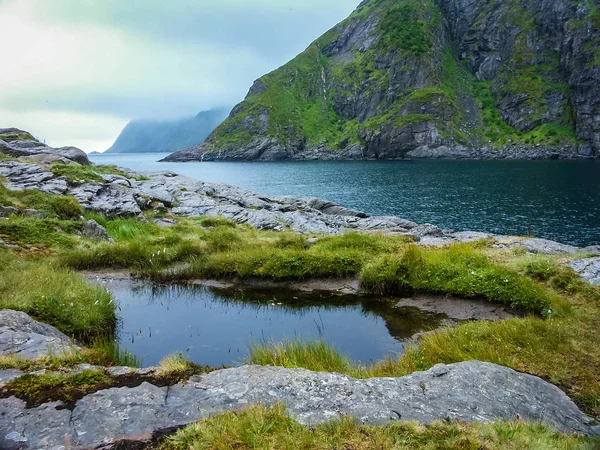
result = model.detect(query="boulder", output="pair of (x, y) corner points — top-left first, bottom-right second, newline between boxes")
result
(82, 219), (113, 242)
(516, 238), (579, 255)
(0, 310), (77, 359)
(566, 257), (600, 286)
(1, 361), (597, 449)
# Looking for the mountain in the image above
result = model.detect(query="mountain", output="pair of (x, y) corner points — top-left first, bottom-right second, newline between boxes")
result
(164, 0), (600, 162)
(106, 108), (229, 154)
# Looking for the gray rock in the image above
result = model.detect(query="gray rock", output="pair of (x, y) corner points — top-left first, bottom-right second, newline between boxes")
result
(0, 310), (77, 359)
(566, 257), (600, 286)
(408, 223), (445, 238)
(0, 369), (23, 385)
(21, 208), (43, 219)
(107, 366), (137, 376)
(0, 206), (18, 217)
(1, 361), (597, 449)
(516, 238), (579, 255)
(70, 183), (142, 217)
(82, 219), (113, 242)
(450, 231), (493, 242)
(582, 246), (600, 256)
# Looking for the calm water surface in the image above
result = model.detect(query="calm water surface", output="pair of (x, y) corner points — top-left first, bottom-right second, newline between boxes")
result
(90, 153), (600, 246)
(105, 280), (444, 367)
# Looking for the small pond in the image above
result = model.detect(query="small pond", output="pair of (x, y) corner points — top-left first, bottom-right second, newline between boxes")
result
(100, 279), (449, 367)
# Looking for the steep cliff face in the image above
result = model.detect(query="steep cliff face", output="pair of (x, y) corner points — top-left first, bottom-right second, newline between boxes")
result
(165, 0), (600, 161)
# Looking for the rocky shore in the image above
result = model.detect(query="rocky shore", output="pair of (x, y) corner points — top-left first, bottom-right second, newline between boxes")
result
(1, 133), (599, 258)
(163, 140), (596, 162)
(2, 130), (600, 448)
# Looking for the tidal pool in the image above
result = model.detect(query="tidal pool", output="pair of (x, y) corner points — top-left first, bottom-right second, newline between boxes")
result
(101, 279), (448, 367)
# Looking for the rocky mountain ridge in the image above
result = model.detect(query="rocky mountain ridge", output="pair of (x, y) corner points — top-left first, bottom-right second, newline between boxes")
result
(105, 108), (229, 154)
(165, 0), (600, 162)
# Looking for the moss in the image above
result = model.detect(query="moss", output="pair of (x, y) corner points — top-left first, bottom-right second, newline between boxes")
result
(51, 163), (149, 185)
(0, 184), (82, 220)
(0, 217), (80, 247)
(0, 132), (36, 142)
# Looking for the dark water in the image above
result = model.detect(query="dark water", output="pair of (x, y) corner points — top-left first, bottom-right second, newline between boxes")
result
(105, 280), (444, 367)
(90, 153), (600, 246)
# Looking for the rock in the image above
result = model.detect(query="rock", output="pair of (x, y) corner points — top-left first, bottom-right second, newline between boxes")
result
(154, 217), (178, 227)
(0, 310), (77, 359)
(82, 219), (113, 242)
(566, 257), (600, 286)
(582, 246), (600, 256)
(516, 238), (579, 255)
(450, 231), (493, 242)
(1, 361), (597, 449)
(162, 0), (600, 161)
(0, 369), (23, 385)
(0, 206), (18, 217)
(107, 366), (137, 376)
(21, 209), (43, 219)
(0, 136), (90, 165)
(408, 223), (445, 238)
(70, 183), (142, 217)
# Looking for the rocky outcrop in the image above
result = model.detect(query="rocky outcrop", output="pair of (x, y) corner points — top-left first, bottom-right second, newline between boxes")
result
(0, 128), (89, 165)
(0, 310), (77, 360)
(1, 361), (598, 449)
(164, 0), (600, 162)
(566, 257), (600, 285)
(2, 156), (599, 259)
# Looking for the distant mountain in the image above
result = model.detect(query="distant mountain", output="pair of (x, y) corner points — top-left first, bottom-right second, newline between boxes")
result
(105, 108), (230, 154)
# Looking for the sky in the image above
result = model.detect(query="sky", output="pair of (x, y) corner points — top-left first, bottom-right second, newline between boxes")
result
(0, 0), (359, 152)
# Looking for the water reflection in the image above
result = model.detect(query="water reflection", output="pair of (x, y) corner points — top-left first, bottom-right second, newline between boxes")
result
(107, 280), (446, 367)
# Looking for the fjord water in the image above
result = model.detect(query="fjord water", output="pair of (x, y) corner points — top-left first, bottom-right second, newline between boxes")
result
(105, 280), (444, 367)
(90, 153), (600, 246)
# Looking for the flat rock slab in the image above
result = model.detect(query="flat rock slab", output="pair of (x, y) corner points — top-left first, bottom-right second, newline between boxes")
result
(1, 361), (598, 449)
(516, 238), (579, 254)
(566, 257), (600, 286)
(0, 310), (76, 359)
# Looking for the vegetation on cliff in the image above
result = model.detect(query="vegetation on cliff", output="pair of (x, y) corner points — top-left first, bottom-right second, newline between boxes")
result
(168, 0), (600, 161)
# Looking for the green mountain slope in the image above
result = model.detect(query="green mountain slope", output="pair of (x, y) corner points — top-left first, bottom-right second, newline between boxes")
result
(165, 0), (600, 161)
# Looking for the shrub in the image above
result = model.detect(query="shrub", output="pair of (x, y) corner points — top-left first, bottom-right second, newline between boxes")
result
(51, 196), (82, 220)
(524, 258), (559, 281)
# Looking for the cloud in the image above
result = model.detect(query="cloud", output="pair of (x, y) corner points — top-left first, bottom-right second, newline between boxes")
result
(0, 0), (360, 151)
(0, 107), (128, 153)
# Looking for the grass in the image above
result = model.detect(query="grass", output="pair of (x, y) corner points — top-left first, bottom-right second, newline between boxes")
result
(160, 404), (597, 450)
(360, 243), (567, 314)
(0, 251), (116, 341)
(0, 343), (140, 372)
(51, 162), (149, 184)
(0, 183), (82, 220)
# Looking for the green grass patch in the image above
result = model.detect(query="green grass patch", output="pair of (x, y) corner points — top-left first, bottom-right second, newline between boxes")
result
(161, 403), (596, 450)
(0, 131), (36, 142)
(0, 251), (116, 341)
(360, 244), (563, 314)
(0, 217), (81, 247)
(0, 184), (82, 220)
(51, 162), (149, 185)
